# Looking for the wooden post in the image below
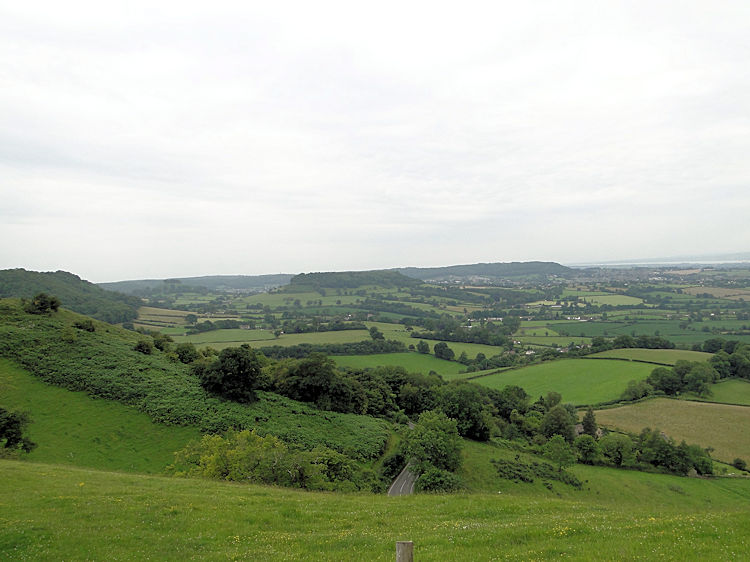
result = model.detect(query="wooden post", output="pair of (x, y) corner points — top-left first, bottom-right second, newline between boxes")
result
(396, 541), (413, 562)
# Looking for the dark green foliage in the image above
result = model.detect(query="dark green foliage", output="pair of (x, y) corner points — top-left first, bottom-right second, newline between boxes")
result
(647, 366), (683, 395)
(433, 341), (455, 360)
(574, 434), (599, 464)
(416, 340), (430, 354)
(540, 405), (575, 442)
(198, 345), (265, 403)
(599, 433), (636, 467)
(133, 340), (153, 354)
(73, 319), (95, 332)
(647, 362), (718, 396)
(397, 261), (572, 281)
(0, 407), (36, 452)
(23, 293), (60, 314)
(402, 410), (462, 472)
(438, 383), (494, 441)
(369, 326), (385, 340)
(170, 429), (378, 492)
(491, 457), (582, 488)
(636, 428), (713, 475)
(175, 342), (200, 364)
(543, 434), (577, 471)
(490, 385), (529, 421)
(0, 269), (139, 322)
(621, 379), (654, 401)
(732, 458), (747, 471)
(415, 466), (463, 492)
(379, 450), (406, 481)
(582, 407), (598, 437)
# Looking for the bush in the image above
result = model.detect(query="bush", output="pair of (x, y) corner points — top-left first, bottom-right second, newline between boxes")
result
(732, 458), (747, 471)
(415, 466), (463, 492)
(133, 340), (153, 354)
(73, 319), (95, 332)
(24, 293), (60, 314)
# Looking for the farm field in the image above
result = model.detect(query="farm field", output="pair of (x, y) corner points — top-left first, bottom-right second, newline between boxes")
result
(586, 348), (712, 365)
(702, 379), (750, 406)
(0, 359), (200, 473)
(172, 328), (276, 345)
(472, 359), (654, 405)
(595, 398), (750, 464)
(334, 353), (466, 377)
(3, 459), (750, 561)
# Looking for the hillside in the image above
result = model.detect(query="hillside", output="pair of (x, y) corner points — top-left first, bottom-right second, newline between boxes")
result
(0, 299), (389, 459)
(99, 273), (294, 294)
(287, 270), (421, 290)
(397, 261), (573, 282)
(0, 269), (140, 323)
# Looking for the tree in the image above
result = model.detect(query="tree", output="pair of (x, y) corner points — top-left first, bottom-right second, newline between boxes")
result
(24, 293), (61, 314)
(438, 383), (493, 441)
(581, 407), (598, 437)
(416, 340), (430, 354)
(544, 434), (577, 471)
(599, 433), (635, 467)
(133, 339), (153, 354)
(574, 434), (599, 464)
(540, 405), (575, 442)
(402, 410), (462, 473)
(0, 407), (36, 453)
(199, 344), (264, 403)
(369, 326), (385, 341)
(175, 342), (200, 364)
(185, 314), (198, 325)
(433, 342), (455, 361)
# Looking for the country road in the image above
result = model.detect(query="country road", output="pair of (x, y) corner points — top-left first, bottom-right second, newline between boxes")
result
(388, 462), (417, 496)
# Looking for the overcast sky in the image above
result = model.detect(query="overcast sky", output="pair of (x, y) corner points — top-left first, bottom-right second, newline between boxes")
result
(2, 1), (749, 282)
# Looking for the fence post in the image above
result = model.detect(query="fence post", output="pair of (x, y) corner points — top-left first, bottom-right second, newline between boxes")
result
(396, 541), (413, 562)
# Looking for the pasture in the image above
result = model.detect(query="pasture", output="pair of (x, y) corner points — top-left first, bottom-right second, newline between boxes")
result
(703, 379), (750, 406)
(3, 459), (750, 560)
(0, 359), (200, 473)
(472, 359), (654, 405)
(595, 398), (750, 464)
(586, 348), (712, 365)
(334, 353), (466, 377)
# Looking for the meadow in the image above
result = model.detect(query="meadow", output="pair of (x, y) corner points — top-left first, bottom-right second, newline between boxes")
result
(472, 359), (654, 405)
(586, 348), (712, 365)
(3, 459), (750, 560)
(702, 379), (750, 406)
(334, 353), (466, 376)
(0, 359), (199, 473)
(595, 398), (750, 464)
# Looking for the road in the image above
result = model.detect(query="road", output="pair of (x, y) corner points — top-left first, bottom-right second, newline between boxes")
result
(388, 462), (417, 496)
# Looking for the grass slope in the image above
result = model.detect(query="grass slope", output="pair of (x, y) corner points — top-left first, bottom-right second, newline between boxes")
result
(702, 379), (750, 406)
(0, 359), (199, 473)
(0, 299), (389, 459)
(472, 359), (654, 405)
(586, 348), (712, 365)
(3, 459), (750, 560)
(595, 398), (750, 463)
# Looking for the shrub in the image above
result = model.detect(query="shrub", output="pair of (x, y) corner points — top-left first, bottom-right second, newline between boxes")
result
(415, 466), (463, 492)
(732, 458), (747, 471)
(133, 340), (153, 354)
(23, 293), (61, 314)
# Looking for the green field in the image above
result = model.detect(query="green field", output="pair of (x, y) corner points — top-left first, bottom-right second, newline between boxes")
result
(172, 328), (276, 345)
(3, 459), (750, 560)
(586, 348), (713, 365)
(175, 329), (372, 350)
(334, 353), (466, 376)
(595, 398), (750, 464)
(703, 379), (750, 406)
(0, 359), (200, 473)
(472, 359), (655, 405)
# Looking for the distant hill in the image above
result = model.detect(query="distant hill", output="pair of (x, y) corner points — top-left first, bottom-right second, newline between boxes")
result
(287, 270), (421, 290)
(396, 261), (573, 282)
(99, 274), (294, 294)
(0, 269), (140, 323)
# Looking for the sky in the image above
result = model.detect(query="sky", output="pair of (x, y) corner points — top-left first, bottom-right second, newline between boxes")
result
(2, 1), (749, 282)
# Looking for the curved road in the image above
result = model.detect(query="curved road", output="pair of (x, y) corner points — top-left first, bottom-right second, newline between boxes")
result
(388, 462), (417, 496)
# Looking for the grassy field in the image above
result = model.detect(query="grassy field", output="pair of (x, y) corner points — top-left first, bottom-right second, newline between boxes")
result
(334, 353), (466, 376)
(0, 359), (200, 473)
(472, 359), (654, 405)
(3, 459), (750, 560)
(174, 329), (372, 350)
(595, 398), (750, 463)
(703, 379), (750, 406)
(586, 348), (713, 365)
(172, 328), (276, 345)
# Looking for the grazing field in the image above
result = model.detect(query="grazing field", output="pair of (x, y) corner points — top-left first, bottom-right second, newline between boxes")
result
(171, 328), (276, 345)
(703, 379), (750, 406)
(473, 359), (654, 405)
(595, 398), (750, 463)
(0, 359), (200, 473)
(586, 348), (713, 365)
(334, 353), (465, 376)
(3, 460), (750, 560)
